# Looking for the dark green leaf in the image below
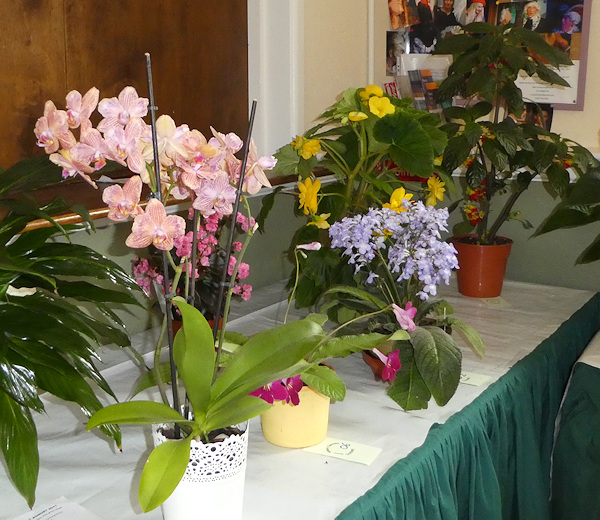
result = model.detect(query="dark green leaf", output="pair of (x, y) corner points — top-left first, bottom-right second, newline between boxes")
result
(386, 342), (431, 410)
(0, 391), (38, 507)
(301, 364), (345, 401)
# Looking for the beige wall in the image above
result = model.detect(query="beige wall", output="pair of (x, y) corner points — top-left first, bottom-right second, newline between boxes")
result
(303, 1), (599, 151)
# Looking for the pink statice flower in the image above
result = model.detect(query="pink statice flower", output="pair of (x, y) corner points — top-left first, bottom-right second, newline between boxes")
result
(232, 241), (243, 252)
(232, 283), (252, 301)
(391, 302), (417, 332)
(236, 212), (256, 232)
(97, 86), (149, 132)
(65, 87), (99, 129)
(102, 176), (144, 222)
(372, 348), (402, 381)
(132, 257), (164, 296)
(35, 100), (77, 154)
(237, 262), (250, 280)
(204, 213), (221, 232)
(125, 198), (186, 251)
(227, 256), (237, 276)
(173, 231), (194, 258)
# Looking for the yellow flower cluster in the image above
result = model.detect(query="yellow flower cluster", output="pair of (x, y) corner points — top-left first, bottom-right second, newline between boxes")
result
(383, 187), (413, 212)
(298, 178), (321, 216)
(425, 177), (445, 207)
(292, 136), (321, 160)
(359, 85), (395, 119)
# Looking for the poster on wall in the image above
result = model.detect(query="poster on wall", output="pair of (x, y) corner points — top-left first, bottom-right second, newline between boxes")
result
(386, 0), (590, 110)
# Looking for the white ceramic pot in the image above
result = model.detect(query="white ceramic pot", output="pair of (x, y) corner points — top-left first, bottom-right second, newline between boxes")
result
(153, 422), (249, 520)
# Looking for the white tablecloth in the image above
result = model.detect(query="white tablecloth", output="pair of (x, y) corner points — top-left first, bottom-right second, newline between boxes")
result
(2, 278), (596, 520)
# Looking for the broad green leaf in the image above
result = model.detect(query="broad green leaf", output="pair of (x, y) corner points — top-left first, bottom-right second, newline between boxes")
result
(305, 313), (328, 327)
(301, 364), (346, 401)
(55, 280), (141, 306)
(171, 298), (215, 415)
(442, 135), (473, 173)
(448, 319), (486, 358)
(0, 361), (43, 412)
(203, 394), (271, 434)
(577, 234), (600, 264)
(545, 163), (570, 197)
(139, 436), (192, 512)
(87, 401), (192, 430)
(0, 391), (38, 507)
(410, 327), (462, 406)
(264, 145), (300, 177)
(308, 331), (403, 364)
(131, 362), (172, 397)
(386, 343), (431, 410)
(323, 285), (387, 311)
(482, 139), (508, 171)
(212, 319), (323, 402)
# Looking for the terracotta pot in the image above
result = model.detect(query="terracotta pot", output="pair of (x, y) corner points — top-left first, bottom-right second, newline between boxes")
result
(362, 350), (385, 379)
(451, 234), (513, 298)
(260, 386), (330, 448)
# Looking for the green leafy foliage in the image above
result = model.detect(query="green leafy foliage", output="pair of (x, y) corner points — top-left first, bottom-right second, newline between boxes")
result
(435, 23), (598, 244)
(0, 192), (142, 507)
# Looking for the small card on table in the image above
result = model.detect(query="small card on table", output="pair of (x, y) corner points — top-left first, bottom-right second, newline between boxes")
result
(14, 497), (103, 520)
(303, 437), (382, 465)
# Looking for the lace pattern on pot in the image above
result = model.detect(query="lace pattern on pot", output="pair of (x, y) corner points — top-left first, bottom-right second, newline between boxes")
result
(153, 424), (249, 483)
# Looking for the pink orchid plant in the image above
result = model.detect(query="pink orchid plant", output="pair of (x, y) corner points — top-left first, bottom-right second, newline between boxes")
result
(35, 85), (275, 320)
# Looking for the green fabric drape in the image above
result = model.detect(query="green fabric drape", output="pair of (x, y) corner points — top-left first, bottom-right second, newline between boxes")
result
(337, 294), (600, 520)
(551, 362), (600, 520)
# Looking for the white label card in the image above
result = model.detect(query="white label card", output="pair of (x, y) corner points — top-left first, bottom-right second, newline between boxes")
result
(460, 371), (492, 386)
(14, 497), (103, 520)
(482, 297), (511, 308)
(303, 437), (382, 465)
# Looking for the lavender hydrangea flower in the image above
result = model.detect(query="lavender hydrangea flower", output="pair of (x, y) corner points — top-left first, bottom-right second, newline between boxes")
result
(328, 202), (458, 300)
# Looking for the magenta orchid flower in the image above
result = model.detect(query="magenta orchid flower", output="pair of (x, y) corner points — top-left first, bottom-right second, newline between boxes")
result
(372, 348), (402, 381)
(391, 302), (417, 331)
(34, 100), (77, 154)
(66, 87), (99, 129)
(250, 380), (289, 404)
(192, 173), (237, 218)
(284, 375), (304, 405)
(97, 86), (149, 132)
(125, 198), (186, 251)
(102, 176), (144, 222)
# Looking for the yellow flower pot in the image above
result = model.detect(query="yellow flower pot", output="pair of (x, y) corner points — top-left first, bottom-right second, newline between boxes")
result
(260, 386), (330, 448)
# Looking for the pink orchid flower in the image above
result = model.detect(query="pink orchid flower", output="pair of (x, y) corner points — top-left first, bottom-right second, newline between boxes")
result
(125, 198), (186, 251)
(372, 348), (402, 381)
(49, 144), (97, 187)
(34, 100), (77, 154)
(97, 86), (149, 132)
(102, 176), (144, 222)
(192, 173), (237, 218)
(243, 139), (275, 194)
(391, 302), (417, 331)
(66, 87), (99, 128)
(80, 125), (111, 171)
(103, 118), (147, 174)
(152, 115), (190, 167)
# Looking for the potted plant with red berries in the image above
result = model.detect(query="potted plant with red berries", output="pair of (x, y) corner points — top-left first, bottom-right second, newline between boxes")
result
(434, 22), (597, 297)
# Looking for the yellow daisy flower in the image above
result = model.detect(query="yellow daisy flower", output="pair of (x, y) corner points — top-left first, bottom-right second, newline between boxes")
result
(383, 187), (413, 212)
(291, 136), (322, 160)
(359, 85), (384, 100)
(425, 176), (445, 207)
(298, 178), (321, 215)
(307, 213), (331, 229)
(368, 96), (395, 118)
